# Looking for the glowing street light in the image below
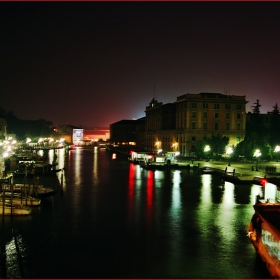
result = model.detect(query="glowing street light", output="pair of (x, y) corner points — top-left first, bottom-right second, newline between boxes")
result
(226, 147), (233, 166)
(275, 145), (280, 162)
(253, 149), (261, 171)
(204, 145), (210, 162)
(157, 149), (163, 154)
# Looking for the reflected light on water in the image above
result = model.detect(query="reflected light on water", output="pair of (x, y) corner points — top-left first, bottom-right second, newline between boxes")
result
(146, 170), (154, 210)
(222, 181), (235, 206)
(201, 174), (212, 205)
(171, 170), (181, 209)
(70, 149), (81, 185)
(57, 148), (65, 170)
(93, 147), (99, 185)
(127, 163), (136, 232)
(218, 181), (235, 241)
(5, 233), (29, 278)
(251, 184), (263, 204)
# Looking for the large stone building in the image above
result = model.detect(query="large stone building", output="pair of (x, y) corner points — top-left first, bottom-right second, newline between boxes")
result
(110, 118), (145, 147)
(145, 92), (248, 156)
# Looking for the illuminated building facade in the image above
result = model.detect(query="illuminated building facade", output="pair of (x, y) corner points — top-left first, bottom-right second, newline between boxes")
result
(145, 93), (248, 156)
(73, 129), (84, 145)
(145, 98), (177, 152)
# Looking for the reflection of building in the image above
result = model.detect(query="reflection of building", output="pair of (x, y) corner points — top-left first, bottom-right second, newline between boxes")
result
(0, 118), (7, 140)
(146, 93), (247, 155)
(110, 118), (145, 148)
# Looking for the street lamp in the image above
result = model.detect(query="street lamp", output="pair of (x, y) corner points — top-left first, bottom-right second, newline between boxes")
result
(226, 147), (233, 166)
(274, 145), (280, 162)
(204, 145), (210, 162)
(253, 149), (261, 171)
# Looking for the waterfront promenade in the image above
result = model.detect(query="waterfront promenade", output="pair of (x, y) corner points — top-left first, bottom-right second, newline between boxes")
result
(192, 159), (280, 180)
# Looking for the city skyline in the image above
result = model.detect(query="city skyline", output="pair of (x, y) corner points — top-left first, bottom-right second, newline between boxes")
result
(1, 2), (280, 127)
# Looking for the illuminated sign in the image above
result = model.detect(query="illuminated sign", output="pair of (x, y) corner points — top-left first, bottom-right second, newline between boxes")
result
(73, 129), (84, 142)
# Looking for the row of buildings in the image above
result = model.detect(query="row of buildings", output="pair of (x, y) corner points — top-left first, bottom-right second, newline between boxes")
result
(111, 92), (278, 156)
(110, 92), (248, 155)
(0, 92), (275, 157)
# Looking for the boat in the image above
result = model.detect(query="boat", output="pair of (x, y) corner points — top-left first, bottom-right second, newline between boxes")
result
(140, 151), (188, 170)
(200, 166), (224, 174)
(128, 151), (153, 164)
(68, 144), (81, 150)
(3, 184), (56, 198)
(1, 193), (41, 206)
(0, 202), (32, 215)
(247, 178), (280, 278)
(248, 203), (280, 278)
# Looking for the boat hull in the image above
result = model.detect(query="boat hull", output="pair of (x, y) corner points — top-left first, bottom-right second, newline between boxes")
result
(0, 204), (32, 215)
(1, 195), (41, 206)
(248, 203), (280, 278)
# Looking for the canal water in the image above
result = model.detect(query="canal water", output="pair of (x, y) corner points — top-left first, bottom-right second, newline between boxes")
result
(0, 147), (271, 278)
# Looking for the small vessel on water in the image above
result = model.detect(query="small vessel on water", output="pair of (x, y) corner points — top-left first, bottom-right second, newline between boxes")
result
(2, 183), (56, 198)
(1, 192), (41, 206)
(248, 178), (280, 278)
(0, 202), (32, 215)
(12, 184), (56, 198)
(128, 150), (152, 164)
(140, 151), (189, 170)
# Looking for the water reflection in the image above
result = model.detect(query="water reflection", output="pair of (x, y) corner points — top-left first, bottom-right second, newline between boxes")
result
(93, 147), (99, 185)
(0, 149), (269, 278)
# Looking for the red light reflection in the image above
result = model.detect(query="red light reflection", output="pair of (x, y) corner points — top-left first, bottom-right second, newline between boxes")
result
(146, 170), (154, 209)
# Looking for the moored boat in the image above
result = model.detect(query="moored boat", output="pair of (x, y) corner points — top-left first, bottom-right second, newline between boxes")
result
(248, 177), (280, 278)
(248, 203), (280, 278)
(1, 193), (41, 206)
(0, 203), (32, 215)
(3, 184), (56, 198)
(128, 151), (153, 164)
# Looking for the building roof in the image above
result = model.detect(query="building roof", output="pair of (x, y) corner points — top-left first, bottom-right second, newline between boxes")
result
(111, 118), (145, 126)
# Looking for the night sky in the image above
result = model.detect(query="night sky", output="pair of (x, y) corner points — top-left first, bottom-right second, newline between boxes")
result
(1, 2), (280, 128)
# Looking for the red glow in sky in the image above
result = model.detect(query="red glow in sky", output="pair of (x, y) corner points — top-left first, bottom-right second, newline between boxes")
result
(1, 2), (280, 127)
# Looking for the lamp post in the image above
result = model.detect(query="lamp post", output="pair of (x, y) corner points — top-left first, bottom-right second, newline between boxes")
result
(204, 145), (210, 162)
(226, 147), (233, 166)
(253, 149), (261, 171)
(275, 145), (280, 162)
